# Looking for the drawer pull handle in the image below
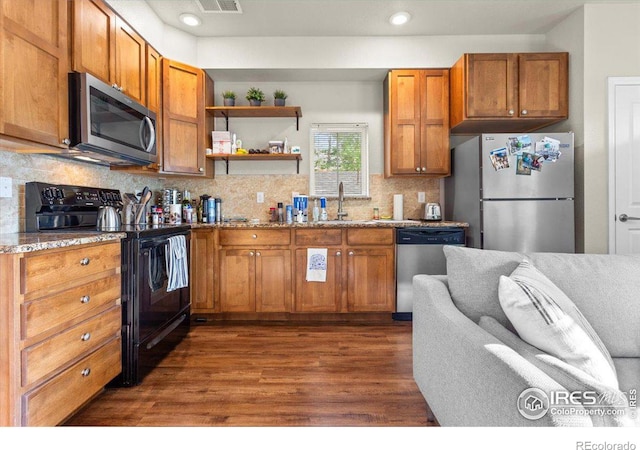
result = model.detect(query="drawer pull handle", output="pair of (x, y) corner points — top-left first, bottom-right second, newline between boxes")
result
(80, 295), (90, 304)
(81, 333), (91, 341)
(252, 234), (257, 239)
(80, 257), (90, 266)
(81, 368), (91, 377)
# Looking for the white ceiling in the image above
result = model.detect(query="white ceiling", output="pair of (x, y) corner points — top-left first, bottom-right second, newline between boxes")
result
(142, 0), (616, 38)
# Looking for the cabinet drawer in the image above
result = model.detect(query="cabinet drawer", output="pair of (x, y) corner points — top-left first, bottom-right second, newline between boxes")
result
(295, 229), (342, 246)
(22, 337), (121, 427)
(347, 228), (394, 246)
(219, 229), (290, 246)
(22, 306), (121, 387)
(22, 242), (121, 296)
(21, 273), (121, 341)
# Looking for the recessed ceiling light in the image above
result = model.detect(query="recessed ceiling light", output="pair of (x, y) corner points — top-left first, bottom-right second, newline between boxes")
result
(180, 13), (202, 27)
(389, 11), (411, 26)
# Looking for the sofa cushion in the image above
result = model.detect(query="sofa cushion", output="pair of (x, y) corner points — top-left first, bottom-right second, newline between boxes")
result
(528, 252), (640, 358)
(444, 246), (640, 358)
(444, 246), (522, 327)
(498, 260), (618, 389)
(479, 316), (636, 427)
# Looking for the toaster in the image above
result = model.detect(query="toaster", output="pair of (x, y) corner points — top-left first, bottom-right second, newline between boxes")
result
(423, 203), (442, 221)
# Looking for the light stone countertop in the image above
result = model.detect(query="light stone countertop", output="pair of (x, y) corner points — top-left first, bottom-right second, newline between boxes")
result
(191, 220), (469, 229)
(0, 220), (469, 254)
(0, 232), (126, 254)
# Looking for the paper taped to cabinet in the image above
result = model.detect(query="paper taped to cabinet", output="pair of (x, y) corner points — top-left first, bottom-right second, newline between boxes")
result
(306, 248), (327, 282)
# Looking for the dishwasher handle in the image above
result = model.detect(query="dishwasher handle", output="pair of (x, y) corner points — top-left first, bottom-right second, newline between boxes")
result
(396, 227), (465, 245)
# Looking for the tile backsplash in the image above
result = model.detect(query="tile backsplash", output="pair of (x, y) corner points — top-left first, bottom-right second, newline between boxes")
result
(1, 149), (440, 233)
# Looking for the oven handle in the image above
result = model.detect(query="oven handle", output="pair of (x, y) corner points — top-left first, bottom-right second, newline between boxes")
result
(139, 231), (190, 249)
(145, 313), (187, 350)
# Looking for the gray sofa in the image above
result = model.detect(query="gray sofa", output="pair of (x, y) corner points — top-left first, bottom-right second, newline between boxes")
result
(412, 246), (640, 426)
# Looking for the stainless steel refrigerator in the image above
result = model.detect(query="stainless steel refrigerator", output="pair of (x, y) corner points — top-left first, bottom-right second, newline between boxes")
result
(444, 132), (575, 253)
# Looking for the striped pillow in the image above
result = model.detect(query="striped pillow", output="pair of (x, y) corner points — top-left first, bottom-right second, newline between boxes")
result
(498, 260), (618, 389)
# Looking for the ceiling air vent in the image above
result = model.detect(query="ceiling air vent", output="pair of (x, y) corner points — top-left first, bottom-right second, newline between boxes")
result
(196, 0), (242, 13)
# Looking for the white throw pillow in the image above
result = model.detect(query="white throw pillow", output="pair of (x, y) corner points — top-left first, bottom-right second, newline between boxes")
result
(498, 260), (619, 389)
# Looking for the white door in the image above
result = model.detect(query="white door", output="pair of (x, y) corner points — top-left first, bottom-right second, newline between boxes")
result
(608, 78), (640, 254)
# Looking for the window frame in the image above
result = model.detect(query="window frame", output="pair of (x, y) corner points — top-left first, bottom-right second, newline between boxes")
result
(309, 122), (370, 198)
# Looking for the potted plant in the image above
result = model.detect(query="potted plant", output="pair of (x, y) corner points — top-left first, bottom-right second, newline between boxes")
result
(246, 87), (265, 107)
(273, 89), (288, 107)
(222, 90), (236, 107)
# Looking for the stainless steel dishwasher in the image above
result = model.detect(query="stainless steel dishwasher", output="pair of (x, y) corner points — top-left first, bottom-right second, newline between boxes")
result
(393, 227), (465, 320)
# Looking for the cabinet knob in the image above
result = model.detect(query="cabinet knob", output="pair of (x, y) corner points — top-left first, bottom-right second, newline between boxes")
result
(348, 251), (354, 256)
(508, 109), (515, 116)
(415, 167), (421, 172)
(252, 234), (257, 239)
(80, 257), (90, 266)
(256, 252), (261, 257)
(336, 251), (341, 256)
(111, 83), (119, 90)
(81, 368), (91, 377)
(80, 295), (90, 304)
(521, 109), (528, 115)
(249, 251), (255, 256)
(421, 167), (426, 172)
(81, 332), (91, 342)
(61, 138), (71, 146)
(199, 167), (204, 172)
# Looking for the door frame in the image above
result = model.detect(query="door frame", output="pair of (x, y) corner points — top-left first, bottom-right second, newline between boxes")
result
(607, 76), (640, 253)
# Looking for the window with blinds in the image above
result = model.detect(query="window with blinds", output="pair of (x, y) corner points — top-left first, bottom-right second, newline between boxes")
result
(309, 123), (369, 197)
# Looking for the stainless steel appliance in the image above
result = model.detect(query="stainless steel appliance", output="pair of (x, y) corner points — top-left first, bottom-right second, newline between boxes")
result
(25, 182), (190, 386)
(423, 203), (442, 221)
(445, 132), (575, 253)
(64, 72), (157, 167)
(394, 227), (465, 320)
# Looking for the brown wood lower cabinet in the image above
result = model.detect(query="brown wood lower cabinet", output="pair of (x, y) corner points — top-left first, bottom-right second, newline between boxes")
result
(294, 247), (343, 312)
(0, 241), (122, 426)
(218, 228), (292, 313)
(192, 227), (396, 316)
(346, 247), (395, 312)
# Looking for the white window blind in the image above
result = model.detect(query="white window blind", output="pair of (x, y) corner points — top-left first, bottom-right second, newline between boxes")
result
(309, 123), (369, 197)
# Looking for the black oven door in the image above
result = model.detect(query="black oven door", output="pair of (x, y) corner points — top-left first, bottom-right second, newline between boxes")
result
(119, 229), (190, 386)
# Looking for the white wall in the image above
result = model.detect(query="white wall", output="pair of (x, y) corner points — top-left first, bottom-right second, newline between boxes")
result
(545, 7), (585, 252)
(583, 3), (640, 253)
(210, 81), (383, 175)
(197, 35), (546, 69)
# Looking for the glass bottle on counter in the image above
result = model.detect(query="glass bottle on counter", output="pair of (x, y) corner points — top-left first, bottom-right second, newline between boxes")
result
(312, 199), (319, 222)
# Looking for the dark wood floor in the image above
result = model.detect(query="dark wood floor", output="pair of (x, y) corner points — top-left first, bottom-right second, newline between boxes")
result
(65, 320), (433, 427)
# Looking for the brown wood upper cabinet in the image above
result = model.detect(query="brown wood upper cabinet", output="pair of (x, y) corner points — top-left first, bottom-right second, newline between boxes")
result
(384, 69), (450, 177)
(161, 59), (214, 176)
(0, 0), (69, 149)
(450, 52), (568, 134)
(71, 0), (146, 105)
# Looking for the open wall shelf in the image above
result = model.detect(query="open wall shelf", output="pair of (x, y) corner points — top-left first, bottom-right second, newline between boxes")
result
(207, 153), (302, 174)
(206, 106), (303, 130)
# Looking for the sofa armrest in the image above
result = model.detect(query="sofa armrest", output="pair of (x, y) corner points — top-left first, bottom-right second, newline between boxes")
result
(412, 275), (591, 426)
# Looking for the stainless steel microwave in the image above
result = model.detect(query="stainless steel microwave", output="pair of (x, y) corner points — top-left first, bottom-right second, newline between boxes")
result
(65, 72), (157, 167)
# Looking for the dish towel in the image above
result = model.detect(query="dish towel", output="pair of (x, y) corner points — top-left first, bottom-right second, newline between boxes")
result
(166, 235), (188, 292)
(306, 248), (327, 282)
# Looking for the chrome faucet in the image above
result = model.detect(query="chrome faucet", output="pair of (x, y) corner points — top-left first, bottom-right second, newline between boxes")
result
(337, 181), (348, 220)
